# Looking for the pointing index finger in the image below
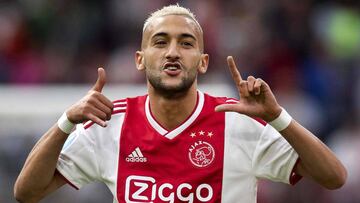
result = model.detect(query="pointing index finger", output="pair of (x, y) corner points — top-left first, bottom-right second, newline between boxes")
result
(227, 56), (243, 88)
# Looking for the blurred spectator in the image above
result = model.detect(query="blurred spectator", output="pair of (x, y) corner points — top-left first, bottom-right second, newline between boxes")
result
(1, 0), (359, 202)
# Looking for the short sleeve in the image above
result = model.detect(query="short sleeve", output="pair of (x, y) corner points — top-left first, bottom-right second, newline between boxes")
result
(252, 125), (301, 184)
(56, 124), (100, 189)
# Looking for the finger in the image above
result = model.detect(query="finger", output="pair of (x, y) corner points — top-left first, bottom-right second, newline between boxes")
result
(88, 86), (114, 112)
(239, 80), (250, 98)
(96, 93), (114, 110)
(87, 113), (107, 127)
(247, 76), (256, 93)
(227, 56), (243, 90)
(88, 105), (108, 121)
(89, 97), (113, 120)
(91, 67), (106, 92)
(254, 78), (262, 95)
(89, 91), (114, 110)
(215, 103), (247, 114)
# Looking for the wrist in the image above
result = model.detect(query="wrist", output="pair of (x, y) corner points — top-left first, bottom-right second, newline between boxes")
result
(57, 112), (76, 134)
(268, 107), (292, 131)
(263, 106), (282, 122)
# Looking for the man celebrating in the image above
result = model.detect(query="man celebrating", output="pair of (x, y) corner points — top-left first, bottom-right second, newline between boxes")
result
(14, 5), (346, 203)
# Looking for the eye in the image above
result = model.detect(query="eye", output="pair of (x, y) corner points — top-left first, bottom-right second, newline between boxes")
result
(154, 40), (167, 47)
(181, 41), (194, 48)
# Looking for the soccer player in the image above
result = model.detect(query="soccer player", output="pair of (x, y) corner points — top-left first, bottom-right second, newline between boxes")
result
(14, 5), (346, 203)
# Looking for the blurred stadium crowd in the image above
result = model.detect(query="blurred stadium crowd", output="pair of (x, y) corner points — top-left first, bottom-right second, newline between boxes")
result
(0, 0), (359, 202)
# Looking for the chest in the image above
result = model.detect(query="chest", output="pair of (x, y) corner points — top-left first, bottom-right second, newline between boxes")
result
(116, 107), (225, 203)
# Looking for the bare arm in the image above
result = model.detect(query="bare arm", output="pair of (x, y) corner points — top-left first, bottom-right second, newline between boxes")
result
(215, 56), (347, 189)
(281, 120), (347, 189)
(14, 68), (114, 202)
(14, 125), (69, 203)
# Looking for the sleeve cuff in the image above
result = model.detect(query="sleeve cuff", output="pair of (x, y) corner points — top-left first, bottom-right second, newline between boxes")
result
(289, 158), (303, 185)
(55, 169), (80, 190)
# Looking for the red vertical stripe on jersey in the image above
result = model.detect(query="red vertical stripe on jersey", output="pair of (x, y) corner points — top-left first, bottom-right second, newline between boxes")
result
(116, 94), (225, 202)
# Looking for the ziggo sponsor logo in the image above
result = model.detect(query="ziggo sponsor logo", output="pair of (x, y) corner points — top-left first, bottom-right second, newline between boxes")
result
(125, 175), (213, 203)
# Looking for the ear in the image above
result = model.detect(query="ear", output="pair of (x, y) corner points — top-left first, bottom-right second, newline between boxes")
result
(198, 54), (209, 74)
(135, 51), (145, 71)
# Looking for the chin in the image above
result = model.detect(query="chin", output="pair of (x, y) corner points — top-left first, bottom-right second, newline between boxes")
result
(155, 83), (193, 99)
(148, 75), (196, 98)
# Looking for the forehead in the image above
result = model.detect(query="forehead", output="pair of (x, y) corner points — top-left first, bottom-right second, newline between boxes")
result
(144, 15), (201, 40)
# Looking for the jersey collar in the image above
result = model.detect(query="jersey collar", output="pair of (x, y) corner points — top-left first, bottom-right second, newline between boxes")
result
(145, 90), (204, 139)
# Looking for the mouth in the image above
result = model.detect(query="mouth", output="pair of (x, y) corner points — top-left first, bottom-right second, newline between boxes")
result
(163, 62), (182, 76)
(163, 62), (181, 71)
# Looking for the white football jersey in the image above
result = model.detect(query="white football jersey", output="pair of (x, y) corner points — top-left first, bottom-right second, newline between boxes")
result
(56, 91), (301, 203)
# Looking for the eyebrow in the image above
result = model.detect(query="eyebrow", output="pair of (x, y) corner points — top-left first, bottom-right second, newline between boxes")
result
(151, 32), (197, 41)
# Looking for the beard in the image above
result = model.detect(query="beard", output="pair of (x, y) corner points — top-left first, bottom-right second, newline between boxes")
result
(144, 60), (199, 99)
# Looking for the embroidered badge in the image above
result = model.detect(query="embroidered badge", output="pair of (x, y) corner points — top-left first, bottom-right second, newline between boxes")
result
(188, 141), (215, 167)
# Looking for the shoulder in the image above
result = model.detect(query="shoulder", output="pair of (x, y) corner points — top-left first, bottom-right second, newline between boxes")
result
(112, 98), (127, 114)
(204, 93), (267, 126)
(203, 93), (239, 106)
(83, 95), (147, 130)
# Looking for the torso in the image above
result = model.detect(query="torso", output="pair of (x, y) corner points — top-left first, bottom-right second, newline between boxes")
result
(116, 93), (225, 202)
(58, 91), (299, 203)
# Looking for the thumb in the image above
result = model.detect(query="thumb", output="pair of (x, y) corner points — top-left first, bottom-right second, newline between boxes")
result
(92, 67), (106, 92)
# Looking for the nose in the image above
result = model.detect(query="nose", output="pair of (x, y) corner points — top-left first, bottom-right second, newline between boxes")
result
(165, 41), (180, 60)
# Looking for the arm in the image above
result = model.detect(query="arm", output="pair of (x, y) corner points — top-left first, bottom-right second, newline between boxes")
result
(215, 56), (347, 189)
(14, 68), (114, 202)
(14, 125), (69, 203)
(281, 120), (347, 189)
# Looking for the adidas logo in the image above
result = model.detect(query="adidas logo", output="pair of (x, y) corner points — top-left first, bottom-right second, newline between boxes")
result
(126, 147), (147, 163)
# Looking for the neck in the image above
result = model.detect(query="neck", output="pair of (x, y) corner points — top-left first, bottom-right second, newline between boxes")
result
(148, 84), (198, 130)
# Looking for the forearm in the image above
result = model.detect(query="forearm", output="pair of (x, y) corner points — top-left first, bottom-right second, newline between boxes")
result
(14, 68), (112, 202)
(14, 124), (68, 201)
(280, 119), (347, 189)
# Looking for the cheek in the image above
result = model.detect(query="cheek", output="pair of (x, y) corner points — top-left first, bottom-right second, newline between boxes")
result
(144, 50), (164, 66)
(187, 52), (202, 67)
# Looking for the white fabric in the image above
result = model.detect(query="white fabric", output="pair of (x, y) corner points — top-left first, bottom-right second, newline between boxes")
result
(56, 94), (299, 203)
(57, 114), (125, 197)
(222, 112), (299, 203)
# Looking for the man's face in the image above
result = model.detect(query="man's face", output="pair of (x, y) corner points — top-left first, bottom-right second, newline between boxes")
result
(137, 15), (208, 97)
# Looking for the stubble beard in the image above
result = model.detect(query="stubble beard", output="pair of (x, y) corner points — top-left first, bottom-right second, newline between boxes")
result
(144, 60), (199, 99)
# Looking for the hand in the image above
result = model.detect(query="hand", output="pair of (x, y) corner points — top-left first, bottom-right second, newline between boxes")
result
(66, 68), (114, 127)
(215, 56), (282, 122)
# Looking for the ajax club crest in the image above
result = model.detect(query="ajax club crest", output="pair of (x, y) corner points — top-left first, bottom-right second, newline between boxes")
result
(188, 141), (215, 168)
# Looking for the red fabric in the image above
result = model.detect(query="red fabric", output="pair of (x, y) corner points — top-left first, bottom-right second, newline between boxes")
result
(116, 95), (226, 202)
(289, 158), (303, 185)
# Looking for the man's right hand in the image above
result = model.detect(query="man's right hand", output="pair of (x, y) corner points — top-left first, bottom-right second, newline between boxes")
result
(66, 68), (114, 127)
